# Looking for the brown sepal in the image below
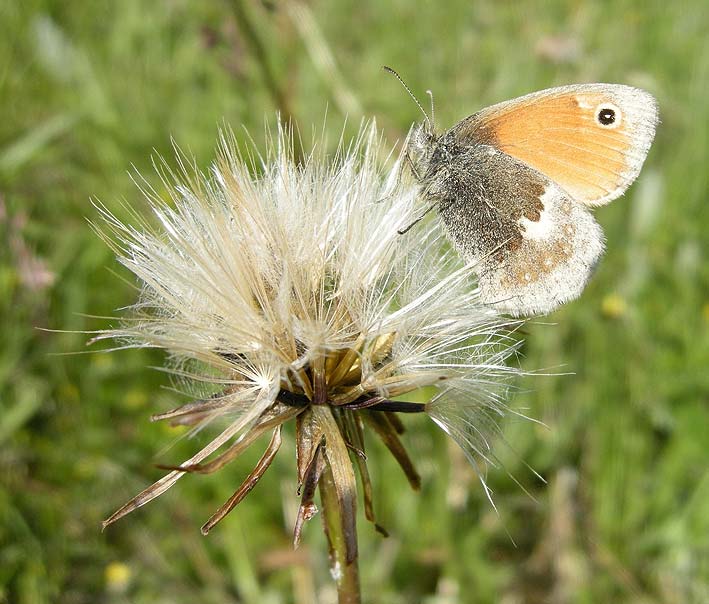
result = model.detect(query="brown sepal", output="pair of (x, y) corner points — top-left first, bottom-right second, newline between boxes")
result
(342, 413), (388, 537)
(293, 442), (326, 548)
(295, 407), (325, 487)
(157, 404), (300, 474)
(363, 411), (421, 491)
(200, 425), (283, 535)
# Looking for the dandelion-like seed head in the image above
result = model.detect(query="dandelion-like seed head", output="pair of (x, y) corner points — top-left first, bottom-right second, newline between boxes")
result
(95, 122), (523, 548)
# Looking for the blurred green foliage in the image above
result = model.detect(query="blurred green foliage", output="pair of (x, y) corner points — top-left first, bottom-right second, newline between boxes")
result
(1, 1), (708, 603)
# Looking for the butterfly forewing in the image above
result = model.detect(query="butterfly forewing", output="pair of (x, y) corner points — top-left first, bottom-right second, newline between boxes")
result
(452, 84), (659, 206)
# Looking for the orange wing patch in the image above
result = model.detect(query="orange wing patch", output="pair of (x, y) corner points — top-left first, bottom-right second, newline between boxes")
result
(455, 84), (658, 206)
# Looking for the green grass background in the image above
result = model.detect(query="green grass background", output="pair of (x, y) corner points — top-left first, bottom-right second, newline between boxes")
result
(1, 1), (708, 602)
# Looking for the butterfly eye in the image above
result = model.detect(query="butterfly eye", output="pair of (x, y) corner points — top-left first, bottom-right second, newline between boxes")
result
(595, 103), (621, 128)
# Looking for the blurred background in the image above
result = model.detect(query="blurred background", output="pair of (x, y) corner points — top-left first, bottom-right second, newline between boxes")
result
(1, 1), (708, 602)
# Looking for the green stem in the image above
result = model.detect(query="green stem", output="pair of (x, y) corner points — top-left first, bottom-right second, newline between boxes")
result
(319, 462), (361, 604)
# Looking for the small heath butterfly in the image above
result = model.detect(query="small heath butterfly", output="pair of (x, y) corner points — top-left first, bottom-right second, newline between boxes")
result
(386, 67), (659, 316)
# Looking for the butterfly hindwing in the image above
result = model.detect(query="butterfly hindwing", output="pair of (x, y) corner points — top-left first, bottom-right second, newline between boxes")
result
(438, 145), (604, 316)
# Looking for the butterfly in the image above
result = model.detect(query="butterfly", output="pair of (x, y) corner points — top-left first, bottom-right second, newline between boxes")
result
(386, 68), (659, 317)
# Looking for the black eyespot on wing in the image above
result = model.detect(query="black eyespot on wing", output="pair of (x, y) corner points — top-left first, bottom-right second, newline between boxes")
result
(598, 107), (616, 125)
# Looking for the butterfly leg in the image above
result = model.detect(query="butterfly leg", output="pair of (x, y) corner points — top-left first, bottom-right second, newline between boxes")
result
(376, 148), (421, 204)
(397, 196), (455, 235)
(405, 148), (422, 180)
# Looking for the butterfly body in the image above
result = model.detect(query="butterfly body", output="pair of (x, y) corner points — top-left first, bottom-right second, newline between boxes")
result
(407, 83), (658, 317)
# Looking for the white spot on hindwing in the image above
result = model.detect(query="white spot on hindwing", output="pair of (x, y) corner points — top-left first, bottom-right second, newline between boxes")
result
(518, 188), (556, 240)
(480, 183), (606, 316)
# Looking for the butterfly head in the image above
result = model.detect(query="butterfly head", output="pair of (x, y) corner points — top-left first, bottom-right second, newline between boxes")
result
(382, 67), (442, 176)
(407, 121), (440, 179)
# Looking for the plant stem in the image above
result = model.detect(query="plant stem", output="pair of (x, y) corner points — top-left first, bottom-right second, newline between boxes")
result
(228, 0), (304, 164)
(319, 462), (361, 604)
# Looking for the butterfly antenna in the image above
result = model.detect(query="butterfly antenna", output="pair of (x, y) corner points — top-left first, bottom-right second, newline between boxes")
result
(382, 66), (431, 129)
(426, 89), (435, 128)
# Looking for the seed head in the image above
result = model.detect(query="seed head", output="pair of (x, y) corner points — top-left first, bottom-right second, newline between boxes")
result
(94, 122), (523, 538)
